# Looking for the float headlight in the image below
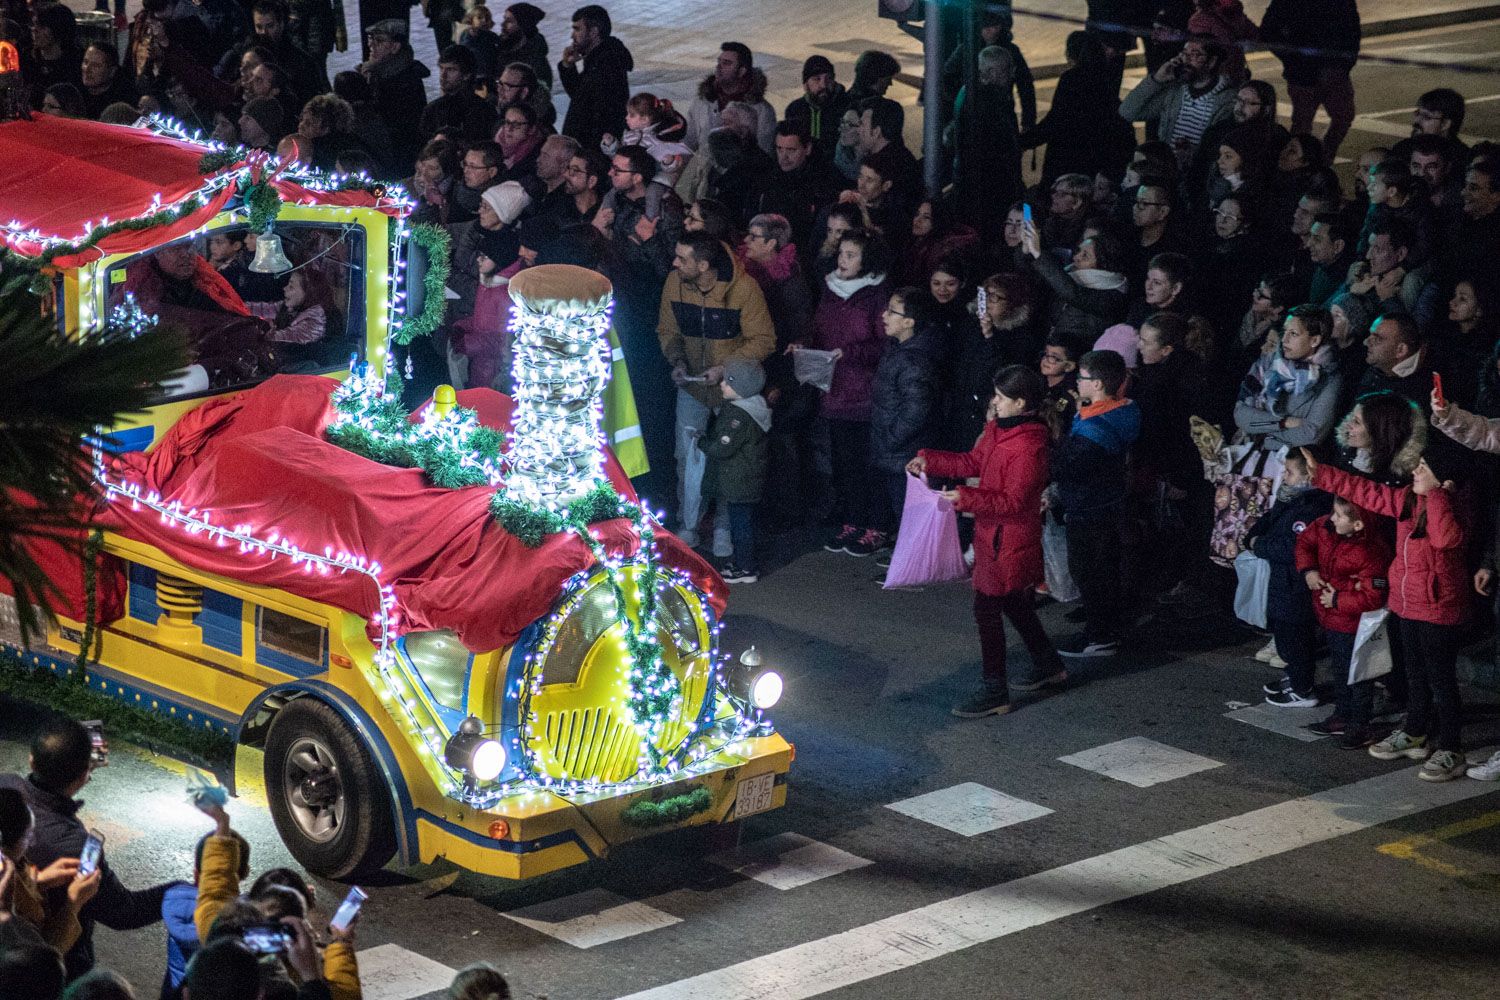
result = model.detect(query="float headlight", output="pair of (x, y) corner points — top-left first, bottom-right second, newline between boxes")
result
(726, 646), (783, 710)
(444, 716), (506, 781)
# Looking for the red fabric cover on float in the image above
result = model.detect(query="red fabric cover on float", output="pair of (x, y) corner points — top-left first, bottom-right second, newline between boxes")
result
(72, 375), (723, 652)
(0, 117), (407, 268)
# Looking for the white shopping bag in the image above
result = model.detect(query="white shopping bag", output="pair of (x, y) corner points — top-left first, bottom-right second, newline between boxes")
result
(792, 348), (837, 392)
(1042, 518), (1079, 603)
(1349, 608), (1393, 684)
(1232, 549), (1269, 629)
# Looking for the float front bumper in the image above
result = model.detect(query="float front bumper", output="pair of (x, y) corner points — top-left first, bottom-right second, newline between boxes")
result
(415, 733), (792, 879)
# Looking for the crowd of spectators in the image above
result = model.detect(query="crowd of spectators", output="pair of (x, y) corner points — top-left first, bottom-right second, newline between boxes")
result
(1, 3), (1500, 986)
(0, 717), (517, 999)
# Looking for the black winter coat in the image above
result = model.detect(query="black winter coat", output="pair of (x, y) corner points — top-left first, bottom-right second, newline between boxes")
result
(1261, 0), (1360, 84)
(1020, 63), (1134, 188)
(1130, 349), (1208, 491)
(1246, 489), (1334, 624)
(559, 35), (633, 151)
(944, 311), (1041, 451)
(869, 328), (941, 473)
(0, 774), (173, 980)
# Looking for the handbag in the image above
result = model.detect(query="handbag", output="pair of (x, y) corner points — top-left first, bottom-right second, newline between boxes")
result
(1209, 442), (1287, 567)
(1231, 549), (1270, 630)
(1349, 608), (1394, 684)
(883, 474), (969, 589)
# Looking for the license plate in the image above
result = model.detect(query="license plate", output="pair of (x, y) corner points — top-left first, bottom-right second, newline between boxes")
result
(733, 772), (775, 820)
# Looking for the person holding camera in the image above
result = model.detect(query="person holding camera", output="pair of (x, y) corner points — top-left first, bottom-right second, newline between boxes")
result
(0, 718), (174, 980)
(0, 787), (101, 954)
(191, 801), (360, 1000)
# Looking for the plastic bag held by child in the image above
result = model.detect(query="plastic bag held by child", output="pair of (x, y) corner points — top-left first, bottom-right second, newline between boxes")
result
(883, 474), (970, 589)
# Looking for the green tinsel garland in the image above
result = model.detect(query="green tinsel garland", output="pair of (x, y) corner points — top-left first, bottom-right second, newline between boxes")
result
(197, 150), (241, 175)
(74, 530), (104, 680)
(391, 223), (452, 345)
(0, 651), (235, 767)
(244, 180), (282, 234)
(620, 786), (712, 828)
(489, 494), (565, 547)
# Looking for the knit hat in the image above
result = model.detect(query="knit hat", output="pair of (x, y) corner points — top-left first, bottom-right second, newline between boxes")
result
(802, 55), (835, 82)
(723, 358), (765, 398)
(1330, 291), (1376, 342)
(482, 181), (531, 225)
(506, 3), (545, 33)
(365, 18), (407, 42)
(241, 97), (287, 142)
(1093, 323), (1140, 369)
(1419, 444), (1465, 486)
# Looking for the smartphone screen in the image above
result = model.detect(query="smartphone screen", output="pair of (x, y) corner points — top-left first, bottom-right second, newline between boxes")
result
(1433, 372), (1446, 407)
(78, 831), (104, 878)
(241, 924), (292, 955)
(329, 886), (367, 934)
(83, 720), (107, 768)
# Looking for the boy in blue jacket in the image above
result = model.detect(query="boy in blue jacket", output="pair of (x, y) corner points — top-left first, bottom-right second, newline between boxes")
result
(1245, 449), (1333, 708)
(1051, 350), (1140, 658)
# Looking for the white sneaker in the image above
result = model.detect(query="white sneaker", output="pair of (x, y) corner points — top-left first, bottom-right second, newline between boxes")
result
(1419, 750), (1467, 782)
(1254, 638), (1278, 663)
(1466, 750), (1500, 781)
(677, 528), (700, 548)
(712, 528), (733, 558)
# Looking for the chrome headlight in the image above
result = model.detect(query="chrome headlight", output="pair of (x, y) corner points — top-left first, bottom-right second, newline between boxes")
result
(725, 646), (783, 709)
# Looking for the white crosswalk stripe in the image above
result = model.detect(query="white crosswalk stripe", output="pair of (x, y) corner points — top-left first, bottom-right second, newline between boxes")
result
(503, 887), (682, 949)
(356, 943), (457, 1000)
(1058, 736), (1224, 787)
(885, 781), (1054, 836)
(1225, 702), (1331, 742)
(710, 832), (874, 890)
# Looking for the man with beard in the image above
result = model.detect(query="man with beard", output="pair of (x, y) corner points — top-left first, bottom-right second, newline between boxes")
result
(783, 55), (850, 162)
(419, 45), (498, 145)
(558, 4), (632, 151)
(494, 2), (551, 89)
(216, 0), (325, 102)
(685, 41), (776, 155)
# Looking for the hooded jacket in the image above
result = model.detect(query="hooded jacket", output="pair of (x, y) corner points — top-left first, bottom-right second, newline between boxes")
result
(560, 35), (634, 150)
(700, 395), (771, 503)
(811, 273), (889, 421)
(686, 68), (777, 155)
(658, 248), (777, 408)
(1312, 463), (1469, 626)
(1294, 511), (1393, 633)
(921, 416), (1050, 596)
(869, 327), (940, 473)
(1246, 486), (1334, 624)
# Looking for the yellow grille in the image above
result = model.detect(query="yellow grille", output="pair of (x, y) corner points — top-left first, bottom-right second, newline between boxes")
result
(525, 574), (713, 783)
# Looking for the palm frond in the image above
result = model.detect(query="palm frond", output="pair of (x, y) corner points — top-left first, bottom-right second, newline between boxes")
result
(0, 270), (187, 640)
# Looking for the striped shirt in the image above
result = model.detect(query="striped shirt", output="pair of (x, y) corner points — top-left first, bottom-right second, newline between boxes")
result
(1170, 79), (1228, 151)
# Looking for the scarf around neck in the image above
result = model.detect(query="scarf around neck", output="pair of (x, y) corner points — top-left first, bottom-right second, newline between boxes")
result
(825, 271), (884, 300)
(1240, 344), (1332, 412)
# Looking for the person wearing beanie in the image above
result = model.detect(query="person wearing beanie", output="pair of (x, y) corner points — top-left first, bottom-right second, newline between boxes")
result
(450, 180), (529, 318)
(238, 96), (288, 152)
(496, 1), (552, 89)
(698, 356), (771, 583)
(1302, 444), (1472, 781)
(784, 54), (851, 160)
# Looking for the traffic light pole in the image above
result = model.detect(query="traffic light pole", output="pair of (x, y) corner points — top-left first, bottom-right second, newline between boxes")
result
(922, 0), (943, 197)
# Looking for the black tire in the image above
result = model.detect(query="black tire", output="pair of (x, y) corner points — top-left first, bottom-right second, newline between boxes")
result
(263, 697), (397, 880)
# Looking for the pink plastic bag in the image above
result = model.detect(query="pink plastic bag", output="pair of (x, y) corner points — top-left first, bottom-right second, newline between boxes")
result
(882, 473), (970, 589)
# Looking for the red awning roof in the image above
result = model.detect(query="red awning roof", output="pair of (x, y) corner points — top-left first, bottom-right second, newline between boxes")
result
(0, 116), (403, 268)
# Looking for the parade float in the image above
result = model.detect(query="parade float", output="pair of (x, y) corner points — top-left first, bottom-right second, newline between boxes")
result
(0, 115), (791, 880)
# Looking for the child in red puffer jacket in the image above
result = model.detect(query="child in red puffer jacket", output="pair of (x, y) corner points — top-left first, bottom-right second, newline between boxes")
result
(1302, 446), (1469, 781)
(912, 365), (1064, 719)
(1294, 495), (1392, 748)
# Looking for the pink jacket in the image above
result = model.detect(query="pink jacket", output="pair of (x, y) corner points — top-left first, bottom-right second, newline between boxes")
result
(1432, 403), (1500, 454)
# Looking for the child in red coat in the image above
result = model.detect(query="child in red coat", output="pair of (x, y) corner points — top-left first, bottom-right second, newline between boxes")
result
(1294, 496), (1392, 748)
(911, 365), (1065, 717)
(1302, 446), (1470, 780)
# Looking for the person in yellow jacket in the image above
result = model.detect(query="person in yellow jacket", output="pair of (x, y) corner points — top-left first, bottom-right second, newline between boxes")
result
(657, 232), (775, 550)
(192, 801), (361, 1000)
(0, 786), (100, 954)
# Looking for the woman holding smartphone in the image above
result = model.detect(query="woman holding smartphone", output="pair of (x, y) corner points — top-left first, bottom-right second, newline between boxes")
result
(0, 787), (101, 951)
